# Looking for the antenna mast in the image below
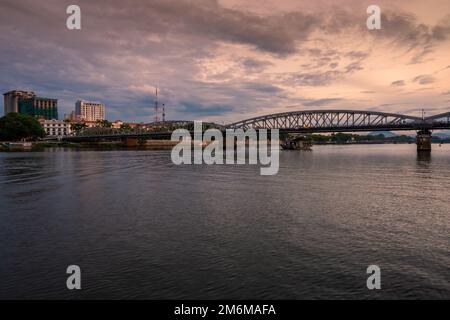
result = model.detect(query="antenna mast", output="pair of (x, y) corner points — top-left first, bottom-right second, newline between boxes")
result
(154, 86), (159, 123)
(162, 103), (166, 123)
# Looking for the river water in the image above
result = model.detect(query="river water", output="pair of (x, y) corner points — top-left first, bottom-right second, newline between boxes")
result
(0, 144), (449, 299)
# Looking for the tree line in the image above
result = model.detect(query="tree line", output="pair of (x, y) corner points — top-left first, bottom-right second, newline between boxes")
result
(0, 113), (45, 141)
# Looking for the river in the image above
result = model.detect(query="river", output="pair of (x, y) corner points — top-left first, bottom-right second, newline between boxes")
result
(0, 144), (449, 299)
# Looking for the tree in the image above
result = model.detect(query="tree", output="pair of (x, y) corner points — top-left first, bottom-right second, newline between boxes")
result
(96, 120), (112, 128)
(70, 122), (87, 133)
(0, 113), (46, 141)
(120, 123), (132, 130)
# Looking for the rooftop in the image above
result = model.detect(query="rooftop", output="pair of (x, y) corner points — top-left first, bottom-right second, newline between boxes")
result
(3, 90), (35, 96)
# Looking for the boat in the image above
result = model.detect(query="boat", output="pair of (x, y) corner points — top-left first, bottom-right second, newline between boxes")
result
(2, 142), (33, 150)
(281, 136), (312, 150)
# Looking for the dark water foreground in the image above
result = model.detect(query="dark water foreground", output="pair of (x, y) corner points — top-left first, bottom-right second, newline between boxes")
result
(0, 144), (449, 299)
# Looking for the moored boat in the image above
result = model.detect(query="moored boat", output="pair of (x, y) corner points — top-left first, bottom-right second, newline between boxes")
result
(2, 142), (33, 150)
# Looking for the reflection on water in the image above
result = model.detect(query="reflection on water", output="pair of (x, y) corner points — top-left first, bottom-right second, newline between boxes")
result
(0, 144), (449, 299)
(417, 150), (432, 163)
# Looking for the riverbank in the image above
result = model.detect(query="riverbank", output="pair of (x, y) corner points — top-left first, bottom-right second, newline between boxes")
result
(1, 139), (447, 152)
(0, 140), (180, 152)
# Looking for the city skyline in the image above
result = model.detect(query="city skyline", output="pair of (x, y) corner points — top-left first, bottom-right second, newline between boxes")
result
(1, 0), (450, 123)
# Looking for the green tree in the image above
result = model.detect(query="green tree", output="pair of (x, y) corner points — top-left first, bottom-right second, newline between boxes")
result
(0, 113), (46, 141)
(96, 120), (112, 128)
(70, 122), (87, 133)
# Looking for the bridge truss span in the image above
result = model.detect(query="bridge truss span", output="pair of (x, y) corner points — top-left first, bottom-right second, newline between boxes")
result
(226, 110), (423, 133)
(423, 112), (450, 129)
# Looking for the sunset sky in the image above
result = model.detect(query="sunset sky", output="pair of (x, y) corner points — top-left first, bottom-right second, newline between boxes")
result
(1, 0), (449, 123)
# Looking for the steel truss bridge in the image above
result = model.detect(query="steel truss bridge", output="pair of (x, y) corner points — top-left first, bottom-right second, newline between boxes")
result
(63, 110), (450, 142)
(225, 110), (450, 133)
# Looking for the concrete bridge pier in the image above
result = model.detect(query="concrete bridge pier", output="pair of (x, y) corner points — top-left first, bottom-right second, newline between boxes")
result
(122, 137), (139, 147)
(416, 129), (432, 152)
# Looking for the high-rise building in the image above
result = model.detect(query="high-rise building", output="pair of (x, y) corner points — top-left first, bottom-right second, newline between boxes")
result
(3, 90), (35, 114)
(75, 100), (105, 122)
(19, 96), (58, 120)
(3, 90), (58, 119)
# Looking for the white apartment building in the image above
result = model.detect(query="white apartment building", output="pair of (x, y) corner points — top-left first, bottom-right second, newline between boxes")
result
(75, 100), (105, 122)
(39, 119), (72, 137)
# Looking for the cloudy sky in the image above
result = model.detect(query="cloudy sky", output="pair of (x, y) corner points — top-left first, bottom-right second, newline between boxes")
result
(1, 0), (449, 123)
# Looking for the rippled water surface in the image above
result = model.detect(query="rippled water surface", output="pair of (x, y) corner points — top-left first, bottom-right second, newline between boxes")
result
(0, 144), (449, 299)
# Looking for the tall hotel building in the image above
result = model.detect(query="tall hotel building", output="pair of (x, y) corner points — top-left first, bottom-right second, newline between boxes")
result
(3, 90), (58, 120)
(75, 100), (105, 122)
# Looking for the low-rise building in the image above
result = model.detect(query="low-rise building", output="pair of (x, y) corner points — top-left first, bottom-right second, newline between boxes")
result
(64, 111), (83, 121)
(83, 120), (99, 128)
(112, 120), (124, 129)
(39, 119), (72, 137)
(129, 122), (147, 129)
(65, 120), (99, 129)
(112, 120), (146, 129)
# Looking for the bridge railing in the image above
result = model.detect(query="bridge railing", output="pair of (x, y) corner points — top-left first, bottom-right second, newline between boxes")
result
(72, 121), (225, 137)
(75, 127), (151, 137)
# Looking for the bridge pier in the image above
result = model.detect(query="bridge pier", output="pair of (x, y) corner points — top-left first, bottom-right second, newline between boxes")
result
(416, 129), (432, 152)
(123, 137), (139, 147)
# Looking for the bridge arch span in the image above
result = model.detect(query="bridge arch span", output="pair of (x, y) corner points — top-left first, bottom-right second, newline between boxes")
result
(226, 110), (423, 133)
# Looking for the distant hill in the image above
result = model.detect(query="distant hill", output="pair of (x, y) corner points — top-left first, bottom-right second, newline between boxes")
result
(433, 131), (450, 139)
(367, 131), (450, 139)
(367, 131), (397, 138)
